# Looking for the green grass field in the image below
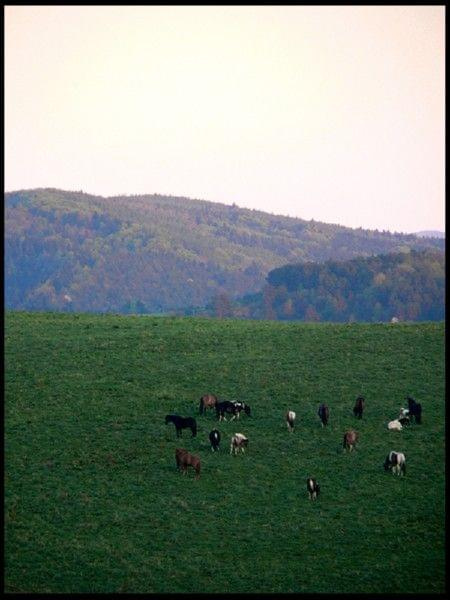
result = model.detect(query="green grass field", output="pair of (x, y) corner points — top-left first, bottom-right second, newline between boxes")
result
(5, 312), (445, 593)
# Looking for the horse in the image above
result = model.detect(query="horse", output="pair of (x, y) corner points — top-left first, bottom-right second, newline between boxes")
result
(343, 430), (359, 452)
(165, 415), (197, 437)
(230, 433), (248, 455)
(353, 396), (365, 419)
(318, 404), (329, 427)
(286, 410), (296, 432)
(216, 400), (250, 421)
(387, 419), (403, 431)
(306, 477), (320, 500)
(233, 401), (251, 418)
(406, 397), (422, 424)
(384, 451), (406, 476)
(199, 394), (218, 414)
(209, 429), (221, 451)
(175, 448), (201, 479)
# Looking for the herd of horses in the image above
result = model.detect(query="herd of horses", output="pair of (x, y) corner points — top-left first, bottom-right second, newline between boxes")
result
(166, 393), (423, 494)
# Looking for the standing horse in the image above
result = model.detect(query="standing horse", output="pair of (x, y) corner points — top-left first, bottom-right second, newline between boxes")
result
(406, 397), (422, 424)
(343, 430), (359, 452)
(353, 396), (365, 419)
(216, 400), (243, 421)
(165, 415), (197, 437)
(286, 410), (296, 432)
(209, 429), (221, 451)
(384, 451), (406, 476)
(199, 394), (218, 415)
(318, 404), (329, 427)
(175, 448), (201, 479)
(306, 477), (320, 500)
(230, 433), (249, 455)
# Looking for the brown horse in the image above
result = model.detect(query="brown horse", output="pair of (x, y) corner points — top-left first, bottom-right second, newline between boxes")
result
(199, 394), (218, 414)
(175, 448), (201, 479)
(343, 430), (359, 452)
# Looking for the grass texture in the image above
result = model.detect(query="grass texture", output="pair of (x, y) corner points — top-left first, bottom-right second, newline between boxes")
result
(5, 312), (445, 593)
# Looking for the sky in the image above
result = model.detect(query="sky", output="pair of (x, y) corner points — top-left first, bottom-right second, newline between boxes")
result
(4, 6), (445, 234)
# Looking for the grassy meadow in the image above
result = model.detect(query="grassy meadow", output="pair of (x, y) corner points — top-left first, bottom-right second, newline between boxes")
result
(5, 312), (445, 593)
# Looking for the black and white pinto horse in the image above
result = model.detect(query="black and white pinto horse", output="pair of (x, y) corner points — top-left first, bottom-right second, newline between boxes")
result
(384, 451), (406, 476)
(216, 400), (251, 421)
(406, 397), (422, 424)
(209, 429), (221, 451)
(165, 414), (197, 437)
(306, 477), (320, 500)
(318, 404), (329, 427)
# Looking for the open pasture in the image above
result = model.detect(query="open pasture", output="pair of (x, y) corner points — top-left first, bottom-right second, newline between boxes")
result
(5, 312), (445, 593)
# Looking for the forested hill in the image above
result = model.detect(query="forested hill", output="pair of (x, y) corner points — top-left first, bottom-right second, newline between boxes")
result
(5, 188), (445, 314)
(234, 249), (445, 322)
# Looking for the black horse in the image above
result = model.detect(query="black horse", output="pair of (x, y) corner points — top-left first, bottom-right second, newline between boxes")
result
(165, 414), (197, 437)
(406, 397), (422, 424)
(353, 396), (365, 419)
(318, 403), (329, 427)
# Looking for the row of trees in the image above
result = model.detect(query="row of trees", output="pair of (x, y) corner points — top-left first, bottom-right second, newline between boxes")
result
(222, 249), (445, 322)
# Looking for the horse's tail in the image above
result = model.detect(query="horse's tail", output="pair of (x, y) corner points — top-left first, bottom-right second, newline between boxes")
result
(199, 398), (204, 414)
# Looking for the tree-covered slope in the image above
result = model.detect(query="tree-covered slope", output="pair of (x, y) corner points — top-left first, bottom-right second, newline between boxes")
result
(234, 249), (445, 322)
(5, 188), (444, 314)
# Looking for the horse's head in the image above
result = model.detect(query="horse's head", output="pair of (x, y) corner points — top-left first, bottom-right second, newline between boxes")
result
(244, 405), (251, 416)
(165, 415), (171, 424)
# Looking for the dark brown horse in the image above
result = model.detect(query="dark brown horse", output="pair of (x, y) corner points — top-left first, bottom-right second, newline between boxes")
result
(199, 394), (218, 414)
(318, 404), (329, 427)
(343, 430), (359, 452)
(175, 448), (201, 479)
(353, 396), (365, 419)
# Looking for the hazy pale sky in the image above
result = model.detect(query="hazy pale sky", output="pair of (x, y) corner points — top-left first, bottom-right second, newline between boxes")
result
(5, 6), (445, 233)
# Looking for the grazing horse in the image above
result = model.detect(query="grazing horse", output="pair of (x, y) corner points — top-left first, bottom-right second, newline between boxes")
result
(209, 429), (221, 451)
(230, 433), (248, 455)
(353, 396), (365, 419)
(318, 404), (329, 427)
(407, 397), (422, 424)
(175, 448), (201, 479)
(216, 400), (238, 421)
(306, 477), (320, 500)
(384, 451), (406, 476)
(199, 394), (218, 414)
(286, 410), (296, 432)
(387, 419), (403, 431)
(165, 415), (197, 437)
(233, 401), (251, 418)
(343, 430), (359, 452)
(216, 400), (250, 421)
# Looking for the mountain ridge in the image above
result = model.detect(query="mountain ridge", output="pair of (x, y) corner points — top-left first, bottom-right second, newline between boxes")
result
(5, 188), (445, 315)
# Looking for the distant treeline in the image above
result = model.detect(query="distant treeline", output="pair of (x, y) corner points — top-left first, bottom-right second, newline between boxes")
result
(223, 249), (444, 322)
(5, 188), (444, 315)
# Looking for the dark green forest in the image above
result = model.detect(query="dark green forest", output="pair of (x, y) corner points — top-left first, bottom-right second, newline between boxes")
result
(5, 189), (444, 316)
(230, 249), (445, 322)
